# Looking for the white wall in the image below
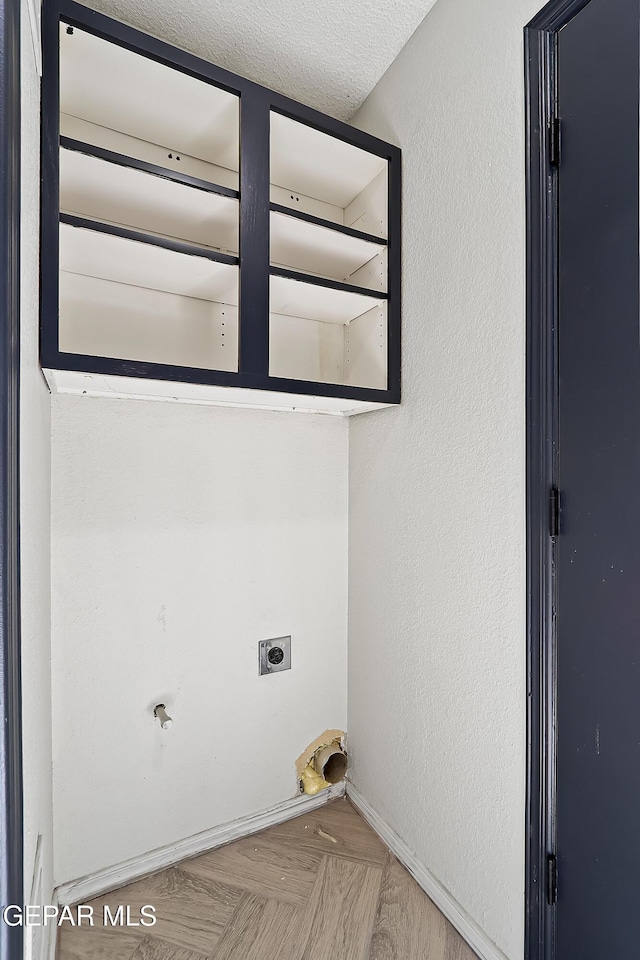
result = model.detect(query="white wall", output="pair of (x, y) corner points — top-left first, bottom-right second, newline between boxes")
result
(51, 396), (347, 884)
(20, 0), (55, 932)
(348, 2), (540, 958)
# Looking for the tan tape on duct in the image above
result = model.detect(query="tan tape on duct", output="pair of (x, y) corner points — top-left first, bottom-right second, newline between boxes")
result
(296, 730), (347, 796)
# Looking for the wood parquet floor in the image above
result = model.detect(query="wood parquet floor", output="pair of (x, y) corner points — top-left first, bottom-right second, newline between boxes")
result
(57, 798), (479, 960)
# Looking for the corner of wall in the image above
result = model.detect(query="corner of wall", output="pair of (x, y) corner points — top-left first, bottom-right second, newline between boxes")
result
(20, 0), (55, 948)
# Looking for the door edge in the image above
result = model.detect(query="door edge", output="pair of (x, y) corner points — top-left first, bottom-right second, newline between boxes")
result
(524, 2), (591, 959)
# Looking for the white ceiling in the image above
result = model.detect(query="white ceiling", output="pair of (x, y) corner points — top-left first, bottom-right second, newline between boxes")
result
(84, 0), (439, 121)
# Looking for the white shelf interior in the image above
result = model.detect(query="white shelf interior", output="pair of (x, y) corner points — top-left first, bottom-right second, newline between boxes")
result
(270, 210), (387, 291)
(269, 275), (387, 389)
(60, 148), (239, 254)
(50, 28), (397, 410)
(270, 113), (388, 239)
(270, 274), (380, 324)
(59, 222), (238, 371)
(60, 23), (239, 189)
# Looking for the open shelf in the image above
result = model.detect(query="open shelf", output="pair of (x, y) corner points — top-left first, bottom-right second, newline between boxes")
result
(269, 274), (387, 389)
(270, 208), (386, 291)
(58, 221), (238, 371)
(270, 113), (388, 239)
(60, 146), (239, 254)
(42, 3), (400, 415)
(270, 272), (383, 321)
(60, 138), (239, 198)
(60, 22), (239, 190)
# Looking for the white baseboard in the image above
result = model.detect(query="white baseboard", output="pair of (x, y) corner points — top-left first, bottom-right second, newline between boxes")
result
(56, 782), (345, 907)
(346, 784), (509, 960)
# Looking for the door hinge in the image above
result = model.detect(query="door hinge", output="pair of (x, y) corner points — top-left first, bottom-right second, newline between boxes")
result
(549, 117), (561, 167)
(547, 854), (558, 906)
(550, 487), (560, 538)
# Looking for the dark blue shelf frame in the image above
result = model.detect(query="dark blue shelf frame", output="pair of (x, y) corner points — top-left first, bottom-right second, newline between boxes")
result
(41, 0), (402, 406)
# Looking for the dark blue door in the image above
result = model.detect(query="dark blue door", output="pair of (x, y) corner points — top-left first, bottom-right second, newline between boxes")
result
(556, 1), (640, 956)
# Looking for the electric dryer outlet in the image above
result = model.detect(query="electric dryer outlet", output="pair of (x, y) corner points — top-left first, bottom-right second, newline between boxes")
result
(258, 636), (291, 675)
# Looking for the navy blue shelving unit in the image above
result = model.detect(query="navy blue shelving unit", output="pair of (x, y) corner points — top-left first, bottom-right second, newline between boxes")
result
(41, 0), (401, 414)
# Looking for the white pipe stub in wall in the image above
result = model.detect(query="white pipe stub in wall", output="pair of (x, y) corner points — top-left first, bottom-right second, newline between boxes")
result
(154, 704), (173, 730)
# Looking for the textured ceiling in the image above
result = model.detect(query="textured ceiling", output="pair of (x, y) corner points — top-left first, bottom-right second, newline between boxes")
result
(84, 0), (439, 121)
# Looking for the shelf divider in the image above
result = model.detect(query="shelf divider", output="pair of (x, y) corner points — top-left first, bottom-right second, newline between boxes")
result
(239, 94), (271, 376)
(60, 136), (240, 199)
(59, 213), (239, 266)
(270, 202), (387, 246)
(270, 266), (389, 300)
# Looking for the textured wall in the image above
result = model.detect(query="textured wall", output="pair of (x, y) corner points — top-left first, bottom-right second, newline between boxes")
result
(347, 2), (540, 958)
(20, 0), (55, 923)
(83, 0), (437, 120)
(51, 396), (347, 884)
